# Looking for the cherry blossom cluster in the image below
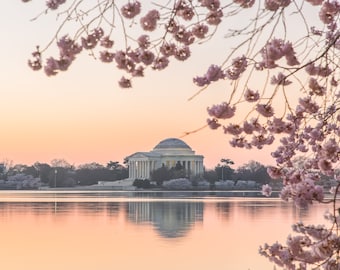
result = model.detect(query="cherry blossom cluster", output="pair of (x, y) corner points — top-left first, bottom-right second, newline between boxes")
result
(193, 55), (248, 86)
(45, 35), (82, 76)
(260, 218), (340, 270)
(264, 0), (291, 11)
(46, 0), (66, 10)
(25, 0), (229, 88)
(319, 1), (340, 24)
(206, 102), (236, 130)
(259, 38), (299, 69)
(21, 0), (67, 9)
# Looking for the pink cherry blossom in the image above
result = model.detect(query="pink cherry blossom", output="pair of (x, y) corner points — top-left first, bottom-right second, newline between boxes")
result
(305, 62), (332, 77)
(193, 76), (209, 87)
(271, 72), (292, 85)
(308, 77), (326, 95)
(305, 0), (323, 5)
(99, 51), (115, 63)
(317, 159), (333, 173)
(319, 1), (340, 24)
(229, 137), (251, 148)
(207, 118), (221, 129)
(192, 24), (209, 39)
(44, 57), (59, 76)
(46, 0), (66, 10)
(118, 76), (132, 88)
(320, 138), (339, 161)
(264, 0), (291, 11)
(206, 65), (225, 82)
(127, 50), (141, 64)
(100, 36), (114, 49)
(267, 166), (283, 179)
(330, 77), (338, 86)
(251, 134), (274, 149)
(233, 0), (255, 8)
(223, 124), (243, 135)
(137, 35), (150, 49)
(225, 56), (247, 80)
(260, 38), (299, 68)
(57, 56), (72, 71)
(283, 42), (300, 66)
(206, 9), (223, 25)
(165, 19), (180, 34)
(261, 184), (272, 197)
(207, 102), (235, 119)
(28, 48), (42, 71)
(244, 88), (259, 102)
(267, 117), (287, 133)
(175, 1), (195, 21)
(174, 27), (195, 45)
(152, 56), (169, 70)
(256, 104), (274, 117)
(81, 34), (98, 50)
(57, 35), (82, 58)
(243, 120), (255, 134)
(193, 64), (224, 86)
(114, 51), (128, 69)
(132, 66), (144, 77)
(140, 10), (160, 31)
(138, 50), (155, 65)
(298, 97), (319, 114)
(174, 46), (191, 61)
(121, 1), (141, 19)
(200, 0), (221, 11)
(160, 42), (176, 57)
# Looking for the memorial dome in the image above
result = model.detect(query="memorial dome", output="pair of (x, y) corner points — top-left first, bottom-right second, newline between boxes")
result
(153, 138), (192, 150)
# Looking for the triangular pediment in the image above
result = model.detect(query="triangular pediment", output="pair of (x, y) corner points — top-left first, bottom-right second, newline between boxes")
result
(127, 152), (161, 159)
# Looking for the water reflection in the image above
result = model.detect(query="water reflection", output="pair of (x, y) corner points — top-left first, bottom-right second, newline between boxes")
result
(127, 201), (203, 238)
(0, 199), (204, 238)
(0, 191), (332, 270)
(0, 191), (327, 240)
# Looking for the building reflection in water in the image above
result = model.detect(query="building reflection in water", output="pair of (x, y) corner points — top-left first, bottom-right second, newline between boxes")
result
(126, 201), (204, 238)
(0, 200), (203, 239)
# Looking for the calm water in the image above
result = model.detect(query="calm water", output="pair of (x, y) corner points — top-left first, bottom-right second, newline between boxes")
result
(0, 190), (331, 270)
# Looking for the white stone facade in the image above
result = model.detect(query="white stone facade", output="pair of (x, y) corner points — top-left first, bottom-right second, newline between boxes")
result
(127, 138), (204, 180)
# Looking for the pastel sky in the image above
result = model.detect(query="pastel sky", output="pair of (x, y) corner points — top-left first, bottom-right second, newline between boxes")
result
(0, 2), (283, 169)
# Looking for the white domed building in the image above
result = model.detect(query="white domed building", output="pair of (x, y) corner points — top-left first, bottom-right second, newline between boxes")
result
(127, 138), (204, 180)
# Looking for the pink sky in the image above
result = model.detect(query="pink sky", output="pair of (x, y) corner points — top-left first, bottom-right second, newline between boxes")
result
(0, 2), (277, 169)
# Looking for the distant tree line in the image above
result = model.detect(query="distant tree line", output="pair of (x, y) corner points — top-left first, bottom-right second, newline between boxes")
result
(147, 159), (273, 187)
(0, 157), (336, 190)
(0, 159), (128, 188)
(147, 158), (337, 189)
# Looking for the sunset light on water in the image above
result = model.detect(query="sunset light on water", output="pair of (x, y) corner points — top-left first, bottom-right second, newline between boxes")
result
(0, 191), (331, 270)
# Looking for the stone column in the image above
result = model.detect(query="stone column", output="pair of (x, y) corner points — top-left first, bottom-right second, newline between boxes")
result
(143, 161), (146, 178)
(130, 161), (134, 179)
(130, 161), (133, 179)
